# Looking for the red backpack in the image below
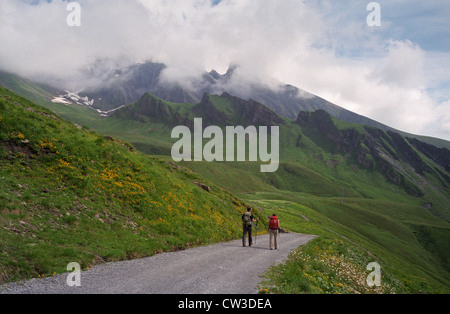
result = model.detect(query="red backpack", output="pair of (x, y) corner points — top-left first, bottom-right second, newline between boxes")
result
(269, 216), (279, 230)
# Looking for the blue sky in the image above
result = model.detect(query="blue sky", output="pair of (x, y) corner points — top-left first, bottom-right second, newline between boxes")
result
(2, 0), (449, 140)
(378, 0), (449, 52)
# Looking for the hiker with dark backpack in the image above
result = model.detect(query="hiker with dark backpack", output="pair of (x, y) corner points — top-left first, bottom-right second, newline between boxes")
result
(242, 207), (258, 247)
(268, 214), (280, 250)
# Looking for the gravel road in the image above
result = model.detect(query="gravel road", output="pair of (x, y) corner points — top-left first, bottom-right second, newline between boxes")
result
(0, 233), (316, 294)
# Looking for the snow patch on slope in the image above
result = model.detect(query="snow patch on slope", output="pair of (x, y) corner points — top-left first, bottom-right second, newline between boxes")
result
(52, 91), (121, 117)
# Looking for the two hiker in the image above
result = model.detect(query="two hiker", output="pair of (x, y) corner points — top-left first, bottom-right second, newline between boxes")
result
(242, 208), (281, 250)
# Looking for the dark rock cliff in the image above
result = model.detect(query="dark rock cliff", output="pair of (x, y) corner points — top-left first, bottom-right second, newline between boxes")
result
(295, 110), (432, 197)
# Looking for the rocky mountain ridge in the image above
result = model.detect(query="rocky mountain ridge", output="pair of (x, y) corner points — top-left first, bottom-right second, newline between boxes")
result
(112, 91), (449, 207)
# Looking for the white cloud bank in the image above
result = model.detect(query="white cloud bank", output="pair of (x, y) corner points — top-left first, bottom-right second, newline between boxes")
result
(0, 0), (449, 140)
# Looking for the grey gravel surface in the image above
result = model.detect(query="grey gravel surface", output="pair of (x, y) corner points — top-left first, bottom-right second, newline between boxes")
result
(0, 233), (316, 294)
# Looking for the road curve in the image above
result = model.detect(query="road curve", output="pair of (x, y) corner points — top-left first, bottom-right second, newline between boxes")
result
(0, 233), (316, 294)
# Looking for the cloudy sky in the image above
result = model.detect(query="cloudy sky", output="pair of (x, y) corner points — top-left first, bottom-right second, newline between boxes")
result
(0, 0), (449, 140)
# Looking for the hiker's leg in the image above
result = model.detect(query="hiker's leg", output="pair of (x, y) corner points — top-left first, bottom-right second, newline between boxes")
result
(274, 230), (279, 249)
(269, 229), (274, 249)
(269, 230), (272, 249)
(248, 226), (253, 246)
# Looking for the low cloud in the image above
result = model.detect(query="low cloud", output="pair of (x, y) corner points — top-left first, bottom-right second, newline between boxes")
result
(0, 0), (448, 140)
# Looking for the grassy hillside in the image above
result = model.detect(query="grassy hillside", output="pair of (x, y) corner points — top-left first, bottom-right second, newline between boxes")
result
(0, 87), (257, 284)
(250, 192), (450, 293)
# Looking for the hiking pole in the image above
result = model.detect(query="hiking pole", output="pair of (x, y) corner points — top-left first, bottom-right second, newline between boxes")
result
(255, 220), (258, 245)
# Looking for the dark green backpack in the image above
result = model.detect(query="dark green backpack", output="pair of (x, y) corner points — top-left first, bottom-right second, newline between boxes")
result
(243, 212), (252, 226)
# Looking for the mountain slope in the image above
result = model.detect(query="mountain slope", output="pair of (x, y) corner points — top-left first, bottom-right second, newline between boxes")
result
(77, 62), (199, 111)
(2, 64), (449, 150)
(74, 91), (450, 291)
(0, 71), (62, 107)
(0, 86), (254, 284)
(105, 92), (450, 210)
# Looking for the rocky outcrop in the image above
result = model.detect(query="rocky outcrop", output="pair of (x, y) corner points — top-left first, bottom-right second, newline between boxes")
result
(192, 93), (286, 128)
(295, 110), (428, 197)
(193, 94), (232, 126)
(114, 93), (193, 127)
(220, 93), (286, 126)
(194, 182), (211, 192)
(131, 93), (173, 122)
(407, 138), (450, 173)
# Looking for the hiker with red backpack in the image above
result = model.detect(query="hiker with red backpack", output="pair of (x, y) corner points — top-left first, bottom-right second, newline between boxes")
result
(268, 214), (280, 250)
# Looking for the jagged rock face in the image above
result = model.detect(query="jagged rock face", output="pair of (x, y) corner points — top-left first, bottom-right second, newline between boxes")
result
(295, 110), (429, 197)
(297, 110), (363, 154)
(408, 138), (450, 174)
(193, 94), (232, 126)
(239, 98), (286, 127)
(220, 93), (286, 126)
(114, 91), (287, 130)
(113, 93), (192, 128)
(193, 93), (286, 127)
(131, 93), (173, 122)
